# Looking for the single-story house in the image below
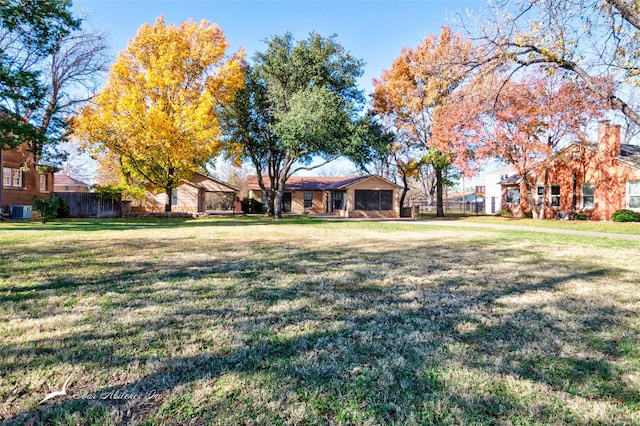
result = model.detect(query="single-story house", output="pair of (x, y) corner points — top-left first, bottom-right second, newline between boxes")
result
(53, 174), (90, 192)
(247, 174), (402, 218)
(500, 123), (640, 221)
(134, 172), (239, 213)
(1, 142), (55, 219)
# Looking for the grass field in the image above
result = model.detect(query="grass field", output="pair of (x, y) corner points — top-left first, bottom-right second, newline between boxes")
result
(1, 217), (639, 425)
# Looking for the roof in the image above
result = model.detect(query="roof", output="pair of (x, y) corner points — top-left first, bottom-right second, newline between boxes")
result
(620, 143), (640, 168)
(54, 174), (90, 187)
(485, 165), (517, 175)
(498, 175), (521, 185)
(186, 173), (239, 192)
(247, 175), (401, 191)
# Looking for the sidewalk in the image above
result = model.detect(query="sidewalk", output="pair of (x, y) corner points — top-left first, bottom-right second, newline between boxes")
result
(401, 219), (640, 241)
(314, 215), (640, 241)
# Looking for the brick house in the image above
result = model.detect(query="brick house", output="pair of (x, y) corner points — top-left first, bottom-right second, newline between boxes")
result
(501, 124), (640, 221)
(1, 143), (55, 218)
(247, 175), (402, 218)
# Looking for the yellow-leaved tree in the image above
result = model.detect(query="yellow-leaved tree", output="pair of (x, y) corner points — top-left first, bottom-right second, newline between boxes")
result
(73, 16), (244, 211)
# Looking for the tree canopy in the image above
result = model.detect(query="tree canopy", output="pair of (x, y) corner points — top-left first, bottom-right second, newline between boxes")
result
(73, 16), (244, 212)
(372, 26), (475, 217)
(476, 0), (640, 126)
(0, 0), (79, 152)
(222, 32), (369, 217)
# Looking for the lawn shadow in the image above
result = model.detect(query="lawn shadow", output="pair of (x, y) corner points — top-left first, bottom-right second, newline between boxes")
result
(2, 228), (639, 424)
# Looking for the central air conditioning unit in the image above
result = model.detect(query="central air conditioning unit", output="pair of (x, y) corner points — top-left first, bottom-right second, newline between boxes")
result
(9, 205), (32, 219)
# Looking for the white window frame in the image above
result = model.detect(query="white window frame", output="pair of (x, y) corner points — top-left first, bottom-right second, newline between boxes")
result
(628, 181), (640, 211)
(581, 182), (594, 210)
(12, 169), (22, 187)
(3, 168), (22, 188)
(2, 167), (11, 187)
(39, 174), (48, 191)
(550, 184), (560, 209)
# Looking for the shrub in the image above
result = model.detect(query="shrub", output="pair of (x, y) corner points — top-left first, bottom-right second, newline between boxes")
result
(56, 198), (71, 218)
(500, 208), (513, 217)
(574, 212), (588, 221)
(611, 209), (640, 222)
(32, 196), (62, 223)
(241, 197), (264, 214)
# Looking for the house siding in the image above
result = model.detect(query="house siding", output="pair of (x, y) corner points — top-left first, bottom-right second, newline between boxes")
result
(485, 166), (515, 215)
(137, 184), (200, 213)
(135, 173), (238, 213)
(340, 178), (400, 218)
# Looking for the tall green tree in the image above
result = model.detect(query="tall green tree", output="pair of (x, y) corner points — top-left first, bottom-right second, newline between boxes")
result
(0, 0), (79, 151)
(221, 65), (282, 215)
(223, 32), (367, 218)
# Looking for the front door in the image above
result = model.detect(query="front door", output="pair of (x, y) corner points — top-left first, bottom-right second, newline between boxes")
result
(282, 192), (292, 213)
(491, 197), (496, 214)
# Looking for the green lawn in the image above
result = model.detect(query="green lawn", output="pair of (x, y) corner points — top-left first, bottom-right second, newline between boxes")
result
(1, 217), (639, 425)
(424, 213), (640, 235)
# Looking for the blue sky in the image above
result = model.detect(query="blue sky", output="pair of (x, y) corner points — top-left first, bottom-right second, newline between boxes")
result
(73, 0), (483, 99)
(70, 0), (485, 180)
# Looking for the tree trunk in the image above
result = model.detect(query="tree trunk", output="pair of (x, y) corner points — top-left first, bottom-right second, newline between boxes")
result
(274, 186), (284, 219)
(539, 169), (549, 220)
(522, 178), (536, 220)
(165, 187), (172, 212)
(274, 156), (295, 219)
(399, 171), (409, 211)
(435, 166), (444, 217)
(265, 190), (275, 216)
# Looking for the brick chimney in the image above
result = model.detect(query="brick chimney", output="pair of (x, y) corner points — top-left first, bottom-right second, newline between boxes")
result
(597, 123), (621, 160)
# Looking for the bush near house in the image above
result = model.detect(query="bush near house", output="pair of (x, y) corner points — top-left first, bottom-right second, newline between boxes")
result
(611, 209), (640, 222)
(574, 212), (588, 221)
(32, 197), (62, 223)
(31, 196), (70, 222)
(241, 197), (264, 213)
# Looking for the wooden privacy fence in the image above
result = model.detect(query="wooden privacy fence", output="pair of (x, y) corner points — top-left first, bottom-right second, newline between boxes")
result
(53, 192), (122, 218)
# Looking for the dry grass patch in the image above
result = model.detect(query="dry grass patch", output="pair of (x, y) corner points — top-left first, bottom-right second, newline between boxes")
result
(0, 217), (639, 425)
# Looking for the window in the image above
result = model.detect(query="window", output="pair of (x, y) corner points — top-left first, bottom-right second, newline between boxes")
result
(354, 190), (393, 210)
(582, 183), (594, 209)
(536, 186), (544, 207)
(39, 174), (48, 191)
(505, 188), (520, 204)
(303, 192), (313, 208)
(2, 168), (10, 187)
(333, 191), (345, 210)
(628, 181), (640, 210)
(550, 185), (560, 208)
(171, 188), (178, 206)
(2, 168), (22, 188)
